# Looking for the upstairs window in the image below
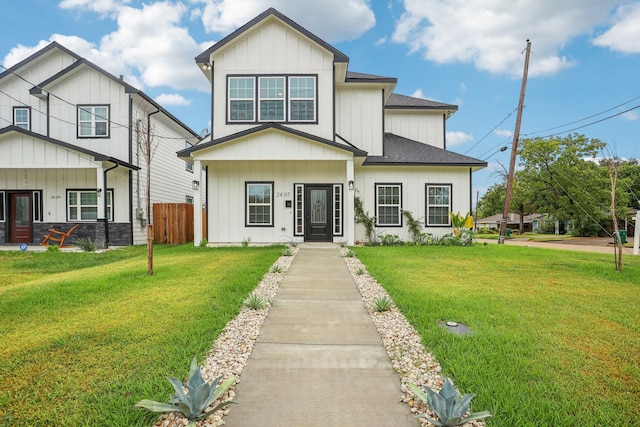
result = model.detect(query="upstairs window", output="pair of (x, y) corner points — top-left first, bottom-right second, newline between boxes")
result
(227, 75), (316, 123)
(289, 77), (316, 121)
(13, 107), (30, 130)
(78, 105), (109, 137)
(185, 141), (194, 172)
(426, 184), (452, 226)
(229, 77), (255, 121)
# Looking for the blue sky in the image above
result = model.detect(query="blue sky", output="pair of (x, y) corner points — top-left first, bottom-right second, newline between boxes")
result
(2, 0), (639, 200)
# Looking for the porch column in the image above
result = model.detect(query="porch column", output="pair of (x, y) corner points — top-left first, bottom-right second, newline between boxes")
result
(96, 167), (105, 220)
(193, 160), (203, 247)
(346, 159), (355, 246)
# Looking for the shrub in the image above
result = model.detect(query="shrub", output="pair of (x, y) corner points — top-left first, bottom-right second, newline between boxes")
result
(409, 378), (491, 427)
(135, 357), (236, 427)
(372, 296), (393, 312)
(241, 237), (251, 248)
(269, 264), (283, 273)
(244, 293), (267, 310)
(281, 247), (293, 257)
(74, 236), (98, 252)
(342, 249), (356, 258)
(199, 238), (208, 247)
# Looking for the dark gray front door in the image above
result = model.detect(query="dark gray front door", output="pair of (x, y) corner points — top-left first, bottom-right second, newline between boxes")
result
(304, 185), (332, 242)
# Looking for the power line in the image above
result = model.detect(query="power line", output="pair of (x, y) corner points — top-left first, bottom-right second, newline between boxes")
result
(530, 105), (640, 139)
(463, 106), (518, 155)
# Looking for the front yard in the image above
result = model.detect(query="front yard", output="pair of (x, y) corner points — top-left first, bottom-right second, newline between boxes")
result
(353, 245), (640, 426)
(0, 245), (282, 426)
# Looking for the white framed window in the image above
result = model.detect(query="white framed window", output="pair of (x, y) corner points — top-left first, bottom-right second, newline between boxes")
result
(426, 184), (452, 226)
(67, 190), (113, 221)
(294, 184), (304, 236)
(376, 184), (402, 226)
(289, 77), (316, 122)
(259, 77), (285, 121)
(0, 191), (5, 222)
(13, 107), (30, 130)
(333, 184), (342, 235)
(78, 105), (109, 137)
(229, 77), (255, 121)
(246, 182), (273, 226)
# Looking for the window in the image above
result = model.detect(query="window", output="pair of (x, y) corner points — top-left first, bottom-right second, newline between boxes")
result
(185, 195), (194, 204)
(333, 184), (342, 235)
(294, 184), (304, 235)
(0, 191), (5, 221)
(259, 77), (285, 121)
(78, 105), (109, 137)
(32, 191), (42, 222)
(246, 182), (273, 226)
(229, 77), (255, 121)
(67, 190), (113, 221)
(289, 77), (316, 121)
(376, 184), (402, 226)
(185, 141), (193, 172)
(13, 107), (30, 130)
(227, 75), (316, 123)
(426, 184), (452, 226)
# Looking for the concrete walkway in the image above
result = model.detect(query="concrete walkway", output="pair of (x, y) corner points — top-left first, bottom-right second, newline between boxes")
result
(224, 244), (417, 427)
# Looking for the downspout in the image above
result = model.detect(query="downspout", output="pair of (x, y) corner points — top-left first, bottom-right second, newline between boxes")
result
(103, 161), (120, 246)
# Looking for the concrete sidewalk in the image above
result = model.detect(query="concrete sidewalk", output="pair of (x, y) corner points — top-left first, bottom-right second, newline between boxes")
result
(224, 244), (417, 427)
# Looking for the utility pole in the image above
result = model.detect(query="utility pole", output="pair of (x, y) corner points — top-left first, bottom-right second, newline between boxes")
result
(499, 40), (531, 244)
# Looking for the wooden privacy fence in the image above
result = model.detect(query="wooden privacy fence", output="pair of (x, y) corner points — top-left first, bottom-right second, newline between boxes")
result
(153, 203), (206, 244)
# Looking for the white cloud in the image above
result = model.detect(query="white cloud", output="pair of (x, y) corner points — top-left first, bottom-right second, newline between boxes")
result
(59, 0), (129, 14)
(392, 0), (625, 77)
(621, 110), (639, 121)
(447, 131), (473, 147)
(195, 0), (375, 42)
(375, 36), (387, 47)
(410, 88), (427, 99)
(593, 2), (640, 53)
(155, 93), (192, 106)
(494, 129), (513, 138)
(459, 82), (467, 92)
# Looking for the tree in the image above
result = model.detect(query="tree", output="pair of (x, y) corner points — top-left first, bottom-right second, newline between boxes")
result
(476, 182), (506, 219)
(515, 133), (616, 236)
(618, 159), (640, 210)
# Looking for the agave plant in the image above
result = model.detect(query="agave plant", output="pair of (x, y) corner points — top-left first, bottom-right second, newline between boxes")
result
(409, 378), (491, 427)
(135, 357), (236, 426)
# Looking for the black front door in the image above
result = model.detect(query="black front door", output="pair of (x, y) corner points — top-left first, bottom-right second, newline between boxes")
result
(304, 185), (332, 242)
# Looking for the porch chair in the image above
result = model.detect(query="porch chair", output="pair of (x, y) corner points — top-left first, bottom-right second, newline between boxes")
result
(40, 224), (80, 248)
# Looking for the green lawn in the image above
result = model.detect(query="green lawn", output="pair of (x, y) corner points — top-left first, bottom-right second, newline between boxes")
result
(0, 245), (282, 426)
(353, 245), (640, 426)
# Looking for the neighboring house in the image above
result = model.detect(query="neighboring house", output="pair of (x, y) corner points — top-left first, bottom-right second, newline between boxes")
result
(0, 42), (201, 246)
(476, 213), (548, 233)
(179, 8), (487, 245)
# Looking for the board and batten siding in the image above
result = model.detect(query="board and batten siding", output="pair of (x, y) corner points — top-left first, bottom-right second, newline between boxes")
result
(354, 166), (472, 241)
(384, 110), (446, 149)
(335, 86), (384, 156)
(210, 20), (335, 141)
(46, 67), (131, 161)
(206, 160), (348, 243)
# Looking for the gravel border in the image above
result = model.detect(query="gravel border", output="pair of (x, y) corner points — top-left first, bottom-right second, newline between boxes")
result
(154, 246), (484, 427)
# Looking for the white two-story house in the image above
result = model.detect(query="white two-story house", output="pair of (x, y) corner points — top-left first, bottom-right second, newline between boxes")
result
(179, 8), (487, 246)
(0, 42), (201, 246)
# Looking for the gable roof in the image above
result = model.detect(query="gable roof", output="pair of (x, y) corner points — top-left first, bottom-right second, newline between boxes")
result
(0, 126), (139, 169)
(178, 122), (367, 158)
(0, 41), (81, 83)
(386, 93), (458, 111)
(26, 50), (199, 139)
(195, 8), (349, 65)
(363, 133), (486, 168)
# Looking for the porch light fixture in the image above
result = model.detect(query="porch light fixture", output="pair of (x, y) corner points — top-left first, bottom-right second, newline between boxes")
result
(348, 180), (354, 190)
(96, 188), (102, 196)
(201, 62), (212, 71)
(192, 180), (200, 191)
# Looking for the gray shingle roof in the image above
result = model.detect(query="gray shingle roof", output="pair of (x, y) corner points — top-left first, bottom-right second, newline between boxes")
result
(363, 133), (486, 167)
(345, 71), (397, 83)
(386, 93), (458, 111)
